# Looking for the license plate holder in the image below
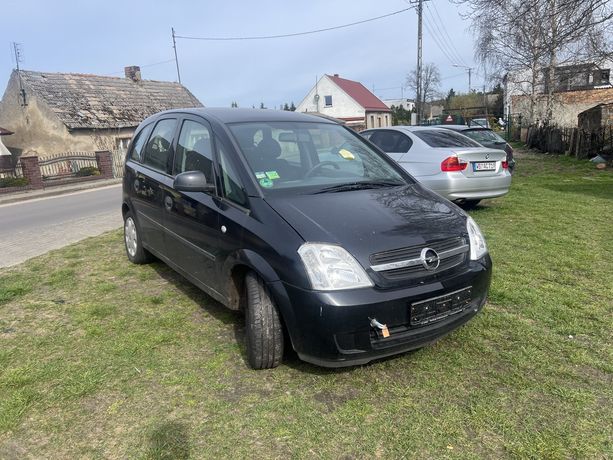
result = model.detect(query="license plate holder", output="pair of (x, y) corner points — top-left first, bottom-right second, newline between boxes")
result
(473, 161), (496, 171)
(410, 287), (472, 326)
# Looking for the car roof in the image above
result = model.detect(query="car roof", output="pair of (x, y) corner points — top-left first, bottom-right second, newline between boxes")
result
(147, 107), (336, 125)
(365, 125), (456, 133)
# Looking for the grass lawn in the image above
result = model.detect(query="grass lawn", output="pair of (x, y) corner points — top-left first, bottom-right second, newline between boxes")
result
(1, 152), (611, 459)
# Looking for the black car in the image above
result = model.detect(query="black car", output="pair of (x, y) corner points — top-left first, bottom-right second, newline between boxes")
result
(122, 108), (492, 369)
(442, 125), (516, 173)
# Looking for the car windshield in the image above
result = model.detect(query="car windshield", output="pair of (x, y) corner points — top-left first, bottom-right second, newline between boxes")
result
(413, 129), (482, 148)
(464, 129), (505, 143)
(228, 121), (409, 194)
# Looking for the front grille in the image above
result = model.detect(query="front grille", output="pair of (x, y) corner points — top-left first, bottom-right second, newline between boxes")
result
(370, 236), (467, 281)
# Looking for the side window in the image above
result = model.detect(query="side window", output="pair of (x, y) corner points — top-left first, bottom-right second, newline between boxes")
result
(143, 119), (177, 174)
(218, 142), (247, 207)
(174, 120), (214, 183)
(128, 124), (153, 163)
(370, 131), (412, 153)
(360, 131), (373, 140)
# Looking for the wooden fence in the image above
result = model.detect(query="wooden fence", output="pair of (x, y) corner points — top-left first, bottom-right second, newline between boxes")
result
(525, 125), (613, 159)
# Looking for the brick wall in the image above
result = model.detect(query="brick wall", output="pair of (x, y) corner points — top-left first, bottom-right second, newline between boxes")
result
(511, 87), (613, 127)
(95, 151), (113, 179)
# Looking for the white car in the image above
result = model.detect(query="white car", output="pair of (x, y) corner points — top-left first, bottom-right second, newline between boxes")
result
(361, 126), (512, 207)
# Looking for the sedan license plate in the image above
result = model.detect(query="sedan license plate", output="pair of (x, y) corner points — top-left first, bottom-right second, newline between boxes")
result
(473, 161), (496, 171)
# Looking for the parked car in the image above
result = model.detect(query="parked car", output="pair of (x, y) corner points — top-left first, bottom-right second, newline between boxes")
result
(442, 124), (515, 173)
(122, 108), (492, 369)
(361, 126), (512, 207)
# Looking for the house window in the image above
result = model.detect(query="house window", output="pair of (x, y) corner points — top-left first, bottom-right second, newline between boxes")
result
(599, 69), (611, 85)
(324, 95), (333, 107)
(377, 117), (382, 127)
(370, 115), (374, 128)
(384, 115), (389, 126)
(115, 136), (132, 151)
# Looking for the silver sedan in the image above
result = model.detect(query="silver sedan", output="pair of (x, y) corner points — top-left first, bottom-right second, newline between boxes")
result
(361, 126), (512, 206)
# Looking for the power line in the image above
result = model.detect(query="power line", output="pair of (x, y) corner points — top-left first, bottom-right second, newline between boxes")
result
(174, 7), (414, 41)
(422, 16), (458, 65)
(427, 2), (468, 67)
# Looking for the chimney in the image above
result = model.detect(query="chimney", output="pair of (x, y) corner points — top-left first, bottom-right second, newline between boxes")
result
(333, 74), (339, 77)
(124, 66), (141, 82)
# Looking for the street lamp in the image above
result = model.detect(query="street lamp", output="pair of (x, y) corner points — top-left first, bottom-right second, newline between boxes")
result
(453, 64), (474, 93)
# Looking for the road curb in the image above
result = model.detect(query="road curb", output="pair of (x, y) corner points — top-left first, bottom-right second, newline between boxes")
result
(0, 178), (122, 205)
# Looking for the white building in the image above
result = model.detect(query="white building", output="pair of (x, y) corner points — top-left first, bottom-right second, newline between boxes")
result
(383, 98), (415, 112)
(296, 74), (392, 130)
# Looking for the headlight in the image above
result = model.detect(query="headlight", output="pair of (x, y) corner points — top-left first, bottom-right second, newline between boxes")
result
(466, 216), (488, 260)
(297, 243), (373, 291)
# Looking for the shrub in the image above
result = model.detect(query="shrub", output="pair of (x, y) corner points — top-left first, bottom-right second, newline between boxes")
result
(0, 177), (29, 188)
(76, 166), (101, 177)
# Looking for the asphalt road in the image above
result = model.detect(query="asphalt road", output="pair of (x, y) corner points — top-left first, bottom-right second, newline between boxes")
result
(0, 184), (124, 268)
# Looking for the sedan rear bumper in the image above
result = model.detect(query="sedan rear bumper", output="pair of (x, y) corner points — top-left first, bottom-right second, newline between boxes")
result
(419, 173), (512, 201)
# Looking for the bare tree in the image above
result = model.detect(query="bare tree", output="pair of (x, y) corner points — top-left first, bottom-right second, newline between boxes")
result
(406, 63), (441, 122)
(457, 0), (613, 125)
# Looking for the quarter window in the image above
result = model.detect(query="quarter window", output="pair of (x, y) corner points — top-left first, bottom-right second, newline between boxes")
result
(218, 143), (247, 207)
(128, 124), (153, 163)
(174, 120), (214, 183)
(143, 119), (177, 174)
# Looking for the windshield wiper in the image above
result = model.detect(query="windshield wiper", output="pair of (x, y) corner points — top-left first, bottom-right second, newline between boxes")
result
(313, 180), (404, 194)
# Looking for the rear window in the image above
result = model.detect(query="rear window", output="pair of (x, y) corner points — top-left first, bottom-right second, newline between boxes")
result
(414, 130), (481, 148)
(464, 129), (504, 143)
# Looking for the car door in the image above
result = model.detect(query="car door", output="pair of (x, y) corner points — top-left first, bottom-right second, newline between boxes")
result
(129, 118), (178, 257)
(368, 130), (413, 163)
(162, 116), (223, 295)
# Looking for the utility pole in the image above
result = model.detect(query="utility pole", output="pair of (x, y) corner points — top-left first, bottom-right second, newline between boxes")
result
(415, 0), (423, 125)
(171, 27), (182, 84)
(453, 64), (474, 93)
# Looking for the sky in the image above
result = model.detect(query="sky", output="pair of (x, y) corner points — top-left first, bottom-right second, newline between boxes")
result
(0, 0), (482, 110)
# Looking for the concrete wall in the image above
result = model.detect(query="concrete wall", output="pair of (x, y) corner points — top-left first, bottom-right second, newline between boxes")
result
(510, 87), (613, 127)
(365, 112), (392, 129)
(0, 71), (135, 157)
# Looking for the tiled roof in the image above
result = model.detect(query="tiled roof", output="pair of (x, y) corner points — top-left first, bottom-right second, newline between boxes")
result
(18, 70), (203, 129)
(327, 74), (391, 112)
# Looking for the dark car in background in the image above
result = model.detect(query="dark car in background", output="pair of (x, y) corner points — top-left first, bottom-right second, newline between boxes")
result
(122, 108), (492, 369)
(442, 125), (516, 173)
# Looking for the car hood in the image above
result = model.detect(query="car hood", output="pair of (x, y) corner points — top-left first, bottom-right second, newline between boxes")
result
(264, 184), (467, 266)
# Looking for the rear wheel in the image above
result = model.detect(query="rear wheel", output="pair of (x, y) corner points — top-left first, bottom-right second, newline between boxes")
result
(245, 272), (284, 369)
(124, 211), (153, 264)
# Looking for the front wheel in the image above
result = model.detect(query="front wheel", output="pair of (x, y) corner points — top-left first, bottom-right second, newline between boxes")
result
(124, 211), (154, 264)
(245, 272), (284, 369)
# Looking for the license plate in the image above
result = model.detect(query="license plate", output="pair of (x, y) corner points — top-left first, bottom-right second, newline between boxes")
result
(410, 287), (472, 326)
(473, 161), (496, 171)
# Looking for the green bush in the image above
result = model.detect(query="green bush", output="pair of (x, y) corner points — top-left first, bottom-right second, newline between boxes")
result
(75, 166), (101, 177)
(0, 177), (29, 188)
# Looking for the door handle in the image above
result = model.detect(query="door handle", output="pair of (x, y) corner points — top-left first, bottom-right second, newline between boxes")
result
(221, 225), (227, 234)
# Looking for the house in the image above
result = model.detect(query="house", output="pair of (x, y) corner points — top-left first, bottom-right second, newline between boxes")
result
(0, 127), (13, 169)
(504, 60), (613, 127)
(296, 74), (392, 130)
(0, 66), (202, 158)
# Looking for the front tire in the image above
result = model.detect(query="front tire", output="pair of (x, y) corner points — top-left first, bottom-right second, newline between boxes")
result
(245, 272), (284, 369)
(123, 211), (153, 264)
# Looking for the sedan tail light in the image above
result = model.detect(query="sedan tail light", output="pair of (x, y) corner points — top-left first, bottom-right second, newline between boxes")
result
(502, 160), (509, 169)
(441, 156), (467, 172)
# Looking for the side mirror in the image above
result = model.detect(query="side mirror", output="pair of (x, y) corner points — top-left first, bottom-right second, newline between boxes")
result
(173, 170), (215, 193)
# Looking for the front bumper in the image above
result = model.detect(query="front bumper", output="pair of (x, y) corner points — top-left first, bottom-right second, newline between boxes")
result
(270, 256), (492, 367)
